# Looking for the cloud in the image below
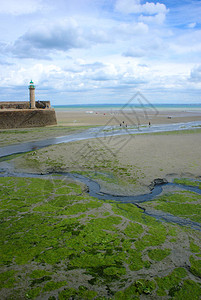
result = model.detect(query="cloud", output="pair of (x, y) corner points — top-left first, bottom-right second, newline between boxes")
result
(139, 12), (166, 24)
(123, 37), (167, 58)
(17, 19), (87, 51)
(7, 18), (113, 59)
(0, 0), (44, 15)
(115, 22), (148, 38)
(115, 0), (168, 16)
(188, 22), (196, 29)
(190, 65), (201, 82)
(123, 48), (145, 57)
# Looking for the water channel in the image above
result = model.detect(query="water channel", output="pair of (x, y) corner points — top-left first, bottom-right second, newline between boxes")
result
(0, 122), (201, 231)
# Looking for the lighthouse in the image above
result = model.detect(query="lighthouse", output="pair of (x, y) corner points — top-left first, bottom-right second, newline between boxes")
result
(29, 80), (35, 109)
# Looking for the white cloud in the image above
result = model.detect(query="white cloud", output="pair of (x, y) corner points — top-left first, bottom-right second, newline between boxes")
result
(190, 65), (201, 82)
(0, 0), (44, 15)
(115, 22), (149, 38)
(188, 22), (196, 29)
(115, 0), (168, 16)
(139, 12), (166, 24)
(5, 18), (114, 59)
(123, 48), (146, 57)
(0, 0), (200, 104)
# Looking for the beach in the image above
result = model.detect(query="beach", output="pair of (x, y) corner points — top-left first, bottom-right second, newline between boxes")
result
(12, 128), (201, 195)
(56, 108), (201, 126)
(1, 107), (201, 299)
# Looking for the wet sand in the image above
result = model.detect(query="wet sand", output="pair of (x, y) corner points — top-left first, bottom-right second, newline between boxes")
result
(56, 109), (201, 126)
(13, 129), (201, 196)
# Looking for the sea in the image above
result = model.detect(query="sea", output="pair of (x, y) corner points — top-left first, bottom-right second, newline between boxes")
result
(53, 103), (201, 112)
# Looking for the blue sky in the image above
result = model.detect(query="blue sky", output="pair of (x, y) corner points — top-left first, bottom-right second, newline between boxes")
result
(0, 0), (201, 105)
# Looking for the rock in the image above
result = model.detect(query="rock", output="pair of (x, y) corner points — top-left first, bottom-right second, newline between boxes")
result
(153, 178), (168, 185)
(84, 186), (90, 193)
(149, 178), (168, 190)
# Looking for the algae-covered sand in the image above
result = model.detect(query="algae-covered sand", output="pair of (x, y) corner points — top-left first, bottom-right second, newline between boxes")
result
(13, 130), (201, 195)
(1, 123), (201, 299)
(0, 176), (200, 299)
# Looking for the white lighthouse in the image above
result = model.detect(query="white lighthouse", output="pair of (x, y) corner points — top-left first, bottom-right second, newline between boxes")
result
(29, 80), (35, 109)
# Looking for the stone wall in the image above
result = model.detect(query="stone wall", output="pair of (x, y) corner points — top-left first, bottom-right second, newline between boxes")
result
(0, 101), (51, 110)
(0, 101), (29, 109)
(0, 109), (57, 129)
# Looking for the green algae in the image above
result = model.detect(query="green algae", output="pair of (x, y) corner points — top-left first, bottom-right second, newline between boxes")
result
(189, 256), (201, 277)
(124, 222), (144, 238)
(26, 287), (41, 299)
(0, 125), (92, 147)
(189, 241), (200, 253)
(153, 191), (201, 223)
(30, 270), (53, 279)
(135, 224), (167, 250)
(156, 268), (187, 296)
(147, 248), (171, 261)
(114, 279), (156, 298)
(0, 270), (16, 289)
(174, 178), (201, 189)
(58, 286), (97, 300)
(0, 176), (201, 299)
(172, 279), (201, 299)
(127, 250), (144, 271)
(42, 281), (67, 292)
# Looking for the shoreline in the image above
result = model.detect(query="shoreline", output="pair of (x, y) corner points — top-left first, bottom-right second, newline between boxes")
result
(56, 109), (201, 126)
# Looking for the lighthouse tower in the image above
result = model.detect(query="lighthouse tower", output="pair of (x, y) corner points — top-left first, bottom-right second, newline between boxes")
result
(29, 80), (35, 109)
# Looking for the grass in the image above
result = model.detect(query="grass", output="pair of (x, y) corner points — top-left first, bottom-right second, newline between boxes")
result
(0, 176), (201, 299)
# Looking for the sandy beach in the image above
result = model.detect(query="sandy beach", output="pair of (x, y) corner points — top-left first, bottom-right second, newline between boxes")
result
(13, 127), (201, 195)
(56, 109), (201, 126)
(1, 109), (201, 299)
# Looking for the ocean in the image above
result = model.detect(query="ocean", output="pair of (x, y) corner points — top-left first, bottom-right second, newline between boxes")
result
(53, 103), (201, 112)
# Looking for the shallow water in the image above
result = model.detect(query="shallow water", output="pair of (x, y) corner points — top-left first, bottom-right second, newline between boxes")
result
(1, 121), (201, 158)
(0, 123), (201, 231)
(0, 169), (200, 231)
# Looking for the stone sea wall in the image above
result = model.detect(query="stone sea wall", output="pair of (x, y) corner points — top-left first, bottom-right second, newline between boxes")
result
(0, 109), (57, 129)
(0, 101), (51, 110)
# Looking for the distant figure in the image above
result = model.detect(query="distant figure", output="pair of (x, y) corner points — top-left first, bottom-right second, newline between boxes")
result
(149, 121), (151, 127)
(120, 123), (122, 126)
(122, 121), (124, 124)
(126, 124), (127, 128)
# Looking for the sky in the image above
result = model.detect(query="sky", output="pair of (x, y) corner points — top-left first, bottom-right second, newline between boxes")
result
(0, 0), (201, 105)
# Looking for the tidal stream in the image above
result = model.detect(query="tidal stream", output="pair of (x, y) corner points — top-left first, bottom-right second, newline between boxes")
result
(0, 122), (201, 231)
(0, 168), (200, 232)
